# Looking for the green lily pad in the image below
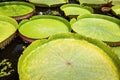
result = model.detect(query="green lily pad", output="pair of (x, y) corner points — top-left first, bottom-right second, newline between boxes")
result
(18, 33), (120, 80)
(78, 0), (111, 8)
(112, 46), (120, 59)
(112, 0), (120, 5)
(28, 0), (68, 7)
(18, 15), (71, 40)
(0, 15), (18, 43)
(60, 4), (93, 16)
(71, 14), (120, 43)
(0, 15), (18, 49)
(0, 1), (35, 17)
(78, 0), (120, 6)
(79, 0), (110, 4)
(112, 5), (120, 15)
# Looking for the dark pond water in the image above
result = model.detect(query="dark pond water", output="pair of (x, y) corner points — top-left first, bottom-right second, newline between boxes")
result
(0, 36), (29, 80)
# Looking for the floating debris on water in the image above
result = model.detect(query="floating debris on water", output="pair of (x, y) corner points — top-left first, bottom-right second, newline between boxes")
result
(0, 59), (14, 77)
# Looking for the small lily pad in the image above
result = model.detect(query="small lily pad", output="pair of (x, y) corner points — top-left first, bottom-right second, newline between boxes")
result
(112, 5), (120, 16)
(18, 33), (120, 80)
(0, 1), (35, 20)
(71, 14), (120, 45)
(28, 0), (68, 7)
(18, 15), (71, 42)
(0, 15), (18, 48)
(60, 4), (93, 16)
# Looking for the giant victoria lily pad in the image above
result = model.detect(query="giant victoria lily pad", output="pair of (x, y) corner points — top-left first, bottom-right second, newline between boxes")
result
(0, 1), (35, 21)
(112, 5), (120, 17)
(79, 0), (109, 4)
(78, 0), (111, 8)
(71, 14), (120, 46)
(78, 0), (120, 7)
(28, 0), (68, 7)
(60, 4), (93, 16)
(18, 33), (120, 80)
(18, 15), (71, 42)
(112, 46), (120, 59)
(78, 0), (120, 5)
(0, 15), (18, 49)
(112, 0), (120, 5)
(1, 0), (120, 80)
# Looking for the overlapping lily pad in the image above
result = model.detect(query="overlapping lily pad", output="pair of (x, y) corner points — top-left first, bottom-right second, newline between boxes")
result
(0, 15), (18, 49)
(18, 33), (120, 80)
(71, 14), (120, 46)
(0, 1), (35, 20)
(18, 15), (71, 42)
